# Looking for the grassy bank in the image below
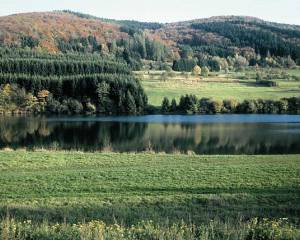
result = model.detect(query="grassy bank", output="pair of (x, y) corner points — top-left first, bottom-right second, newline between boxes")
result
(0, 151), (299, 225)
(137, 70), (300, 106)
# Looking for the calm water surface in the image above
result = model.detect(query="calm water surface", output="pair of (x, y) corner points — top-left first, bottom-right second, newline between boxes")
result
(0, 115), (300, 154)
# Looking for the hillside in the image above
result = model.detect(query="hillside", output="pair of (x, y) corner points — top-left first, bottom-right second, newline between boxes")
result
(0, 11), (300, 67)
(0, 12), (128, 53)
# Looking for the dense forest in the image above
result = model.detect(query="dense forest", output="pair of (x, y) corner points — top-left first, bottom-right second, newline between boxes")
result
(0, 49), (147, 114)
(190, 21), (300, 60)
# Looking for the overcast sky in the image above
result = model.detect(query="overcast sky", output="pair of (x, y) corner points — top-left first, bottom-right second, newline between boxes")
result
(0, 0), (299, 25)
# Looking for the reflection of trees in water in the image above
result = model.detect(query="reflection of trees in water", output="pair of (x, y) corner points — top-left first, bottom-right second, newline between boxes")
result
(146, 123), (300, 154)
(0, 116), (51, 148)
(0, 117), (299, 154)
(0, 116), (148, 151)
(192, 124), (300, 154)
(38, 121), (148, 151)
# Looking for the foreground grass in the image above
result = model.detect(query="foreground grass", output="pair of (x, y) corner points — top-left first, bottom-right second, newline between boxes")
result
(0, 151), (299, 225)
(1, 218), (300, 240)
(137, 70), (300, 106)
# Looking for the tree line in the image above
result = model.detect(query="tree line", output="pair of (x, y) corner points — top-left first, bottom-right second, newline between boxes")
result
(161, 95), (300, 114)
(172, 44), (298, 73)
(0, 58), (130, 76)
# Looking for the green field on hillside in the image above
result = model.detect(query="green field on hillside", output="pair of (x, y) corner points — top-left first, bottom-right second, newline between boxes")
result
(137, 70), (300, 106)
(0, 151), (299, 225)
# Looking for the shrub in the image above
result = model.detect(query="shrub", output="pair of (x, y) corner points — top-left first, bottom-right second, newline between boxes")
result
(223, 99), (238, 113)
(192, 65), (201, 76)
(209, 99), (223, 113)
(198, 98), (211, 113)
(61, 99), (83, 114)
(69, 99), (83, 114)
(85, 102), (96, 114)
(46, 97), (62, 114)
(238, 100), (258, 113)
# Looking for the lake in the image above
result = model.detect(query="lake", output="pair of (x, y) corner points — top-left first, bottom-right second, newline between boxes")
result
(0, 114), (300, 154)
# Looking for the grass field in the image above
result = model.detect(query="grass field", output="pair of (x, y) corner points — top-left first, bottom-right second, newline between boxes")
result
(1, 151), (299, 223)
(0, 151), (299, 239)
(136, 69), (300, 106)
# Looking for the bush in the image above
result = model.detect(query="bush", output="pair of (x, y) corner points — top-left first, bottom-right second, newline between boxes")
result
(85, 102), (96, 114)
(223, 99), (238, 113)
(46, 97), (63, 114)
(201, 66), (210, 77)
(198, 98), (211, 113)
(286, 97), (300, 113)
(238, 100), (258, 113)
(209, 99), (223, 113)
(61, 99), (83, 114)
(192, 65), (201, 76)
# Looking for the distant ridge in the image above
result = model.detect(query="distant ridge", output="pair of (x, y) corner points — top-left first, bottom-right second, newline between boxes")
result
(0, 11), (299, 61)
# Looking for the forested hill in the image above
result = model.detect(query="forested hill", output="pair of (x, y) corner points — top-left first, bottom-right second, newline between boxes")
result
(165, 16), (300, 60)
(0, 11), (300, 66)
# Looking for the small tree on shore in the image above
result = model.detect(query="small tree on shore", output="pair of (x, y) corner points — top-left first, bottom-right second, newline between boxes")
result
(96, 82), (110, 113)
(201, 66), (209, 77)
(161, 97), (170, 113)
(170, 99), (177, 112)
(125, 91), (137, 114)
(192, 65), (201, 76)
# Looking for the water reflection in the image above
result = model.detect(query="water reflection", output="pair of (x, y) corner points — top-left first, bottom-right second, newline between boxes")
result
(0, 115), (300, 154)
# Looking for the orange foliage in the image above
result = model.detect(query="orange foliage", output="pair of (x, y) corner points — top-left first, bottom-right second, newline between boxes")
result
(0, 12), (128, 52)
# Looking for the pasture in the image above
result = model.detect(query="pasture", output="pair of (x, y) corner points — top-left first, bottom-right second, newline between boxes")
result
(0, 151), (299, 225)
(136, 69), (300, 106)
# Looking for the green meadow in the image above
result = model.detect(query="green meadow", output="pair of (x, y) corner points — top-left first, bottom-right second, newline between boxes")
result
(0, 151), (299, 224)
(1, 151), (299, 239)
(137, 69), (300, 106)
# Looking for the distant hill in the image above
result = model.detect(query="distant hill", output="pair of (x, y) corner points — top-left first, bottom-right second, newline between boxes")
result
(0, 12), (128, 52)
(0, 11), (300, 63)
(164, 16), (300, 58)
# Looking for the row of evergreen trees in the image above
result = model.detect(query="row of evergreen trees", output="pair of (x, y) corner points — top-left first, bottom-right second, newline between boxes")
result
(0, 58), (130, 76)
(161, 95), (300, 114)
(0, 47), (115, 61)
(0, 50), (148, 114)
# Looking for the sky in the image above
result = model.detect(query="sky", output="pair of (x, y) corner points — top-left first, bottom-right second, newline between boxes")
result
(0, 0), (299, 25)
